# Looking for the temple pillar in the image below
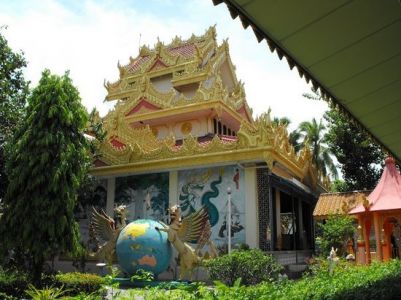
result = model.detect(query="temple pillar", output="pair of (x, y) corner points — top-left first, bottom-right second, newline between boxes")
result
(363, 218), (371, 263)
(382, 220), (392, 261)
(298, 200), (305, 249)
(245, 168), (258, 248)
(106, 177), (116, 216)
(169, 171), (178, 207)
(373, 212), (383, 262)
(275, 189), (282, 250)
(356, 215), (365, 264)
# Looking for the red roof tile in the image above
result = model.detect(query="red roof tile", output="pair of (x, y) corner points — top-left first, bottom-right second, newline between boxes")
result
(126, 55), (151, 72)
(168, 43), (195, 58)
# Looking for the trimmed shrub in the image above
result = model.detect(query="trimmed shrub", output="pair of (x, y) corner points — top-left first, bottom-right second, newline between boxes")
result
(55, 272), (104, 295)
(204, 249), (283, 286)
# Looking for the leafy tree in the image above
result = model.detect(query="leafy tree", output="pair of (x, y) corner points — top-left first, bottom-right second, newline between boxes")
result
(298, 118), (338, 179)
(0, 70), (89, 282)
(318, 214), (355, 256)
(324, 109), (383, 191)
(330, 179), (349, 193)
(303, 89), (384, 190)
(0, 27), (29, 201)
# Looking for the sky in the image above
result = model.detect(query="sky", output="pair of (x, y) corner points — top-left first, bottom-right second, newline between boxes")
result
(0, 0), (329, 130)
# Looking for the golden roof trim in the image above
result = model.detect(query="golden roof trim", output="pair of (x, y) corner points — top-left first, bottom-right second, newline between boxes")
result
(313, 191), (371, 219)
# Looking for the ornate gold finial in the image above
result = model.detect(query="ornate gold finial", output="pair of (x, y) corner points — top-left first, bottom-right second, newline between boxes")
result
(155, 37), (163, 56)
(341, 200), (350, 213)
(360, 194), (370, 210)
(139, 76), (148, 92)
(139, 45), (151, 56)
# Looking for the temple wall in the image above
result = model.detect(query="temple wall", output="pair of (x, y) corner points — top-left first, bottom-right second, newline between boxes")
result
(177, 165), (246, 247)
(150, 74), (173, 92)
(153, 118), (209, 140)
(114, 172), (170, 224)
(245, 168), (258, 248)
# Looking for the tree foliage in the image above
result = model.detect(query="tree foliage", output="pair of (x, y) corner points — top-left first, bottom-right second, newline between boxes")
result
(0, 27), (29, 201)
(298, 118), (338, 179)
(324, 109), (384, 190)
(0, 70), (89, 281)
(318, 214), (355, 256)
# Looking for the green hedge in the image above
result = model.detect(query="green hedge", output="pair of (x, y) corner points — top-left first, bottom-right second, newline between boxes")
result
(124, 259), (401, 300)
(55, 272), (104, 295)
(203, 249), (283, 286)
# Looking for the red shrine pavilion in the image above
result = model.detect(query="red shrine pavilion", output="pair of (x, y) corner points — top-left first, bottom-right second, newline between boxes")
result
(350, 157), (401, 264)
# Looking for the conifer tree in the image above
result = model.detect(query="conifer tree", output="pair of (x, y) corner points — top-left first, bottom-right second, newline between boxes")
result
(0, 70), (89, 282)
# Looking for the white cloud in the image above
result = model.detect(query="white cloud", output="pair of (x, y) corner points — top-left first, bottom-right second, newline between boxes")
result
(1, 0), (328, 128)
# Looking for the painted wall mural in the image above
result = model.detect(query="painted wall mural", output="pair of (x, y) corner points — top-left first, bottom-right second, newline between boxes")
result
(178, 166), (245, 246)
(74, 180), (107, 253)
(115, 173), (169, 223)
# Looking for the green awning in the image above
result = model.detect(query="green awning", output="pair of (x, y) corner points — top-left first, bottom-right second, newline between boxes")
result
(213, 0), (401, 162)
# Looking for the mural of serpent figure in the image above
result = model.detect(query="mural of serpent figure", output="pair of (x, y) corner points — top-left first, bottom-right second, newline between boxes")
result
(179, 182), (203, 216)
(179, 169), (223, 227)
(200, 169), (223, 227)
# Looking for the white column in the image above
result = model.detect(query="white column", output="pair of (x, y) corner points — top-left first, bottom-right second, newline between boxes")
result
(169, 171), (178, 207)
(245, 168), (258, 248)
(106, 177), (116, 216)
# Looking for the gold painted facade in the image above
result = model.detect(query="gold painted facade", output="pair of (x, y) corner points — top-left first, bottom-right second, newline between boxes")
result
(91, 27), (329, 192)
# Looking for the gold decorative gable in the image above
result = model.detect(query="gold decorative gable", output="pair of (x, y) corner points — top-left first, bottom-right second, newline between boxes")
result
(95, 108), (328, 190)
(102, 26), (251, 118)
(92, 27), (328, 191)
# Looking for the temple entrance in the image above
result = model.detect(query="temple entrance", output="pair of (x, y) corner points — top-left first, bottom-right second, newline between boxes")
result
(279, 192), (296, 250)
(390, 218), (401, 259)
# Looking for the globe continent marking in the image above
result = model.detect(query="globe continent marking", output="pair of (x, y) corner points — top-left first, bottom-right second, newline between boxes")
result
(116, 219), (172, 276)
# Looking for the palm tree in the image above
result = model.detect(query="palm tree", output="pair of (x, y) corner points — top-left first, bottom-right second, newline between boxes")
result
(298, 118), (338, 179)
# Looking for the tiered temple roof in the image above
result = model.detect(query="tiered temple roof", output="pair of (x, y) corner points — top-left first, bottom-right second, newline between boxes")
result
(91, 27), (329, 192)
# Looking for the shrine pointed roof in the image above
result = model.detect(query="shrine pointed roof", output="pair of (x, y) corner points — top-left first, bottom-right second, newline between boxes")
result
(350, 157), (401, 214)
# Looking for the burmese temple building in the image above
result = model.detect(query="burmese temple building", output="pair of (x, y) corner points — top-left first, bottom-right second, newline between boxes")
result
(84, 27), (329, 270)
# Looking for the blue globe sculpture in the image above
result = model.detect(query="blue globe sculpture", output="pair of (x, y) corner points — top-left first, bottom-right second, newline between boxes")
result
(116, 219), (172, 276)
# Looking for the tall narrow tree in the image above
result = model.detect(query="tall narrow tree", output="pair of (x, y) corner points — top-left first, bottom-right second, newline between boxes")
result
(0, 70), (89, 282)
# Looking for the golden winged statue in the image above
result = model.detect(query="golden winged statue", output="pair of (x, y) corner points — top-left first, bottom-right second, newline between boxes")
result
(89, 205), (127, 266)
(156, 205), (218, 280)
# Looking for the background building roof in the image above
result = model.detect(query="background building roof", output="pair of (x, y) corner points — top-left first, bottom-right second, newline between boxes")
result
(314, 190), (370, 219)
